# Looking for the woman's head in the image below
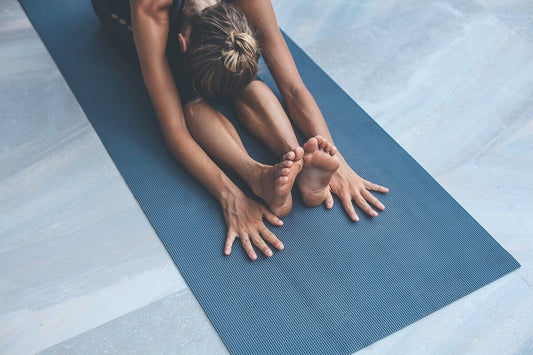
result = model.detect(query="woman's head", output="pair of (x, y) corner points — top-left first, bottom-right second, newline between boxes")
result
(179, 3), (260, 99)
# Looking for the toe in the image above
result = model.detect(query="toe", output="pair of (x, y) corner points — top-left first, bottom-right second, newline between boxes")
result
(303, 137), (318, 153)
(316, 136), (327, 149)
(281, 160), (294, 168)
(293, 146), (304, 160)
(323, 142), (337, 155)
(281, 167), (290, 176)
(282, 150), (295, 161)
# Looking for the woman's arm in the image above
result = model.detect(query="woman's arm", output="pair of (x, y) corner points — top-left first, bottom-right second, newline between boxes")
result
(234, 0), (389, 221)
(130, 0), (234, 201)
(130, 0), (284, 259)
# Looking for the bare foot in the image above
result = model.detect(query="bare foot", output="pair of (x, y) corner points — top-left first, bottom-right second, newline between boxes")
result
(252, 147), (304, 217)
(297, 136), (340, 207)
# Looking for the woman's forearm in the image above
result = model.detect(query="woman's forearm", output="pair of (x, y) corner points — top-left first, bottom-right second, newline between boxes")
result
(285, 88), (351, 167)
(284, 85), (334, 142)
(165, 129), (241, 202)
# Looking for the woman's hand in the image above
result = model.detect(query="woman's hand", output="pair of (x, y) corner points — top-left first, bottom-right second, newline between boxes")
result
(220, 190), (285, 260)
(327, 156), (389, 222)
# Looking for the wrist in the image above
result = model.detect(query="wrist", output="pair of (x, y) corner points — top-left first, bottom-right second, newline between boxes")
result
(216, 181), (243, 206)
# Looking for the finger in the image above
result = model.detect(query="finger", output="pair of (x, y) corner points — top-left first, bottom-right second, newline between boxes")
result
(250, 231), (273, 257)
(364, 180), (389, 193)
(263, 208), (284, 226)
(324, 188), (334, 209)
(340, 193), (359, 222)
(260, 226), (284, 250)
(224, 230), (237, 255)
(362, 189), (385, 211)
(355, 193), (378, 217)
(239, 233), (257, 260)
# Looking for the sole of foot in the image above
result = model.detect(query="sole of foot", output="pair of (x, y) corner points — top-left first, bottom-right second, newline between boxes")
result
(297, 135), (340, 207)
(254, 146), (304, 217)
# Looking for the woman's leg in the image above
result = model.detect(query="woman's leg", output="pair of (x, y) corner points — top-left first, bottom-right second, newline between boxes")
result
(233, 80), (340, 207)
(183, 98), (304, 217)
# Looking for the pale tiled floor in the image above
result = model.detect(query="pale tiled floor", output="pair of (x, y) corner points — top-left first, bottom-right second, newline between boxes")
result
(1, 0), (532, 354)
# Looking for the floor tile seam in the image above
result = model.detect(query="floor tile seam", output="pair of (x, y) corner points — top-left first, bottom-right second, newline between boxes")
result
(471, 0), (533, 46)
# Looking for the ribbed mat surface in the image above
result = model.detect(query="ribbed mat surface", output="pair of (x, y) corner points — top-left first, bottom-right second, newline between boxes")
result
(19, 0), (520, 353)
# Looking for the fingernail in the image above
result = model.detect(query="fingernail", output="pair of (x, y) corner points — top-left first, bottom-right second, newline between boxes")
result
(251, 254), (257, 260)
(278, 220), (284, 225)
(353, 216), (359, 222)
(372, 211), (378, 217)
(379, 204), (385, 210)
(224, 250), (229, 255)
(266, 250), (273, 257)
(278, 243), (284, 250)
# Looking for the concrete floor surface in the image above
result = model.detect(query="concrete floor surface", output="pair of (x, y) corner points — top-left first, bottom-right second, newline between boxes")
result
(1, 0), (532, 353)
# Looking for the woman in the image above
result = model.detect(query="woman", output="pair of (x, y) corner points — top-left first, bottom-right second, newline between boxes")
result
(91, 0), (388, 260)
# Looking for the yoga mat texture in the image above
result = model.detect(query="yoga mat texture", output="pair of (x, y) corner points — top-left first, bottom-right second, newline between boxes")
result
(20, 0), (520, 353)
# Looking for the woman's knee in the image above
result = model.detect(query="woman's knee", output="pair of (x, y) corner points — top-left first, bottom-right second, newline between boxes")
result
(183, 98), (211, 129)
(183, 99), (199, 122)
(233, 80), (269, 110)
(238, 79), (268, 98)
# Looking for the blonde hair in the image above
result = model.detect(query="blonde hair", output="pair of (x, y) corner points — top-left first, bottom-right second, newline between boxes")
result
(184, 3), (260, 99)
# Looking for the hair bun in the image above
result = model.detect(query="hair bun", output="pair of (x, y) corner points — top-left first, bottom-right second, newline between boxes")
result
(222, 31), (257, 73)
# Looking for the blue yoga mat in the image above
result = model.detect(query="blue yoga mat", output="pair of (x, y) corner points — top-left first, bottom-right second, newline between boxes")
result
(20, 0), (520, 353)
